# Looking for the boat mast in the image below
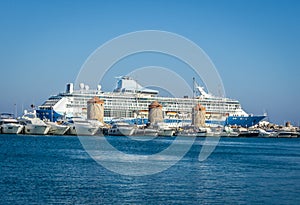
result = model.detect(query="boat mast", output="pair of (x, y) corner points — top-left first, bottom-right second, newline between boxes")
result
(192, 77), (195, 127)
(51, 106), (54, 122)
(14, 103), (17, 118)
(193, 77), (195, 100)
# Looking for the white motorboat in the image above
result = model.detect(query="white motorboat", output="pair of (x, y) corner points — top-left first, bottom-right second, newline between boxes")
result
(176, 125), (207, 137)
(264, 130), (278, 138)
(276, 131), (298, 138)
(108, 122), (136, 136)
(257, 129), (272, 137)
(46, 121), (70, 135)
(176, 131), (203, 137)
(66, 117), (100, 136)
(153, 122), (175, 136)
(176, 126), (224, 137)
(220, 131), (239, 137)
(158, 128), (175, 137)
(0, 113), (24, 134)
(238, 129), (260, 137)
(219, 126), (239, 137)
(134, 127), (159, 136)
(204, 127), (222, 137)
(19, 110), (50, 135)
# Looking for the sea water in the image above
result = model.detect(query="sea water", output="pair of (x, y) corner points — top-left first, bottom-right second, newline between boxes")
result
(0, 134), (299, 204)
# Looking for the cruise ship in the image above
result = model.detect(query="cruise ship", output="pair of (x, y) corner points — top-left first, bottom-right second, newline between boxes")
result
(36, 76), (265, 127)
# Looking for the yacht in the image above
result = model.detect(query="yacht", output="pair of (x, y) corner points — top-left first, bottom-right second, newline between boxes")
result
(276, 131), (298, 138)
(46, 121), (70, 135)
(0, 113), (24, 134)
(108, 122), (136, 136)
(19, 110), (50, 135)
(65, 117), (100, 136)
(257, 129), (272, 138)
(219, 126), (239, 137)
(152, 122), (175, 136)
(176, 125), (207, 137)
(238, 130), (260, 137)
(133, 126), (159, 136)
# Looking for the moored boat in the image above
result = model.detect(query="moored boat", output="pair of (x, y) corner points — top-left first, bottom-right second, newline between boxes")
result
(46, 121), (70, 135)
(133, 126), (159, 136)
(238, 128), (260, 137)
(108, 122), (136, 136)
(152, 122), (175, 136)
(219, 126), (239, 137)
(65, 117), (100, 136)
(276, 131), (298, 138)
(19, 110), (50, 135)
(158, 128), (175, 137)
(257, 129), (272, 137)
(176, 125), (207, 137)
(0, 113), (24, 134)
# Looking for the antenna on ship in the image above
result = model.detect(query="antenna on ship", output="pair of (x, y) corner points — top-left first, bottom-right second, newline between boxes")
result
(193, 77), (195, 100)
(192, 77), (195, 127)
(14, 103), (17, 118)
(51, 106), (54, 122)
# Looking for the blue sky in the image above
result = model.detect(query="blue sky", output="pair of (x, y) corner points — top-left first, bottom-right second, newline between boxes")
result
(0, 0), (299, 125)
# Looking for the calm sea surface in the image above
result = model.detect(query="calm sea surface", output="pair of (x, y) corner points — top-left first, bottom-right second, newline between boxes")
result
(0, 134), (299, 204)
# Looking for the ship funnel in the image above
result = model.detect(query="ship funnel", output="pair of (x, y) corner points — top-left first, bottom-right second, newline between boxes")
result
(66, 83), (74, 94)
(192, 104), (206, 127)
(87, 97), (104, 123)
(148, 101), (163, 125)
